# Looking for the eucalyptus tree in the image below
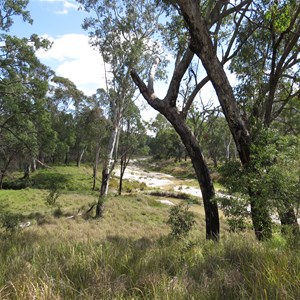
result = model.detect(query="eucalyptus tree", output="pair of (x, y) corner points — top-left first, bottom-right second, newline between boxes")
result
(0, 0), (32, 31)
(228, 0), (300, 234)
(0, 0), (55, 180)
(131, 1), (255, 240)
(47, 76), (88, 164)
(73, 96), (109, 189)
(132, 0), (299, 240)
(77, 0), (165, 217)
(118, 101), (148, 195)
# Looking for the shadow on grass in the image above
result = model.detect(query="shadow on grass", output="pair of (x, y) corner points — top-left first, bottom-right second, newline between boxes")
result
(31, 172), (71, 190)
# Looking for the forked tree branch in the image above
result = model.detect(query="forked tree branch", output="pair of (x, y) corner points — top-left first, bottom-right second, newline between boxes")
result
(165, 47), (194, 107)
(182, 76), (210, 118)
(131, 69), (166, 111)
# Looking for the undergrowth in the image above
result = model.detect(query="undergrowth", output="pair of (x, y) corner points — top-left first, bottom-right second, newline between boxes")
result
(0, 228), (299, 300)
(0, 163), (299, 299)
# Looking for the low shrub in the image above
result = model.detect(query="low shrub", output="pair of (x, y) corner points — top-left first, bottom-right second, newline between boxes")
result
(167, 203), (196, 239)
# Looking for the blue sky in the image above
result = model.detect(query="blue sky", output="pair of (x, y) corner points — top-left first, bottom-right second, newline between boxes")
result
(11, 0), (107, 97)
(10, 0), (221, 121)
(11, 0), (85, 36)
(10, 0), (162, 120)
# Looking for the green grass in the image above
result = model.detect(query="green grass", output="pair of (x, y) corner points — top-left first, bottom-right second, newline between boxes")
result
(0, 163), (299, 299)
(0, 227), (299, 299)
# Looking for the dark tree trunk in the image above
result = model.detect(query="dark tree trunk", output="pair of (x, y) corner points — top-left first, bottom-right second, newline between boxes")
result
(92, 166), (97, 191)
(118, 158), (125, 195)
(164, 108), (219, 240)
(96, 168), (109, 218)
(96, 196), (105, 218)
(177, 0), (272, 240)
(23, 163), (31, 179)
(118, 153), (130, 196)
(0, 173), (4, 190)
(131, 74), (220, 240)
(95, 169), (110, 219)
(65, 152), (69, 165)
(278, 201), (299, 236)
(0, 156), (13, 189)
(118, 171), (124, 195)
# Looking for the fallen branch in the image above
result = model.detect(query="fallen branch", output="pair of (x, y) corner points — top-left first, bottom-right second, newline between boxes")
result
(65, 213), (82, 220)
(35, 159), (52, 169)
(19, 221), (31, 229)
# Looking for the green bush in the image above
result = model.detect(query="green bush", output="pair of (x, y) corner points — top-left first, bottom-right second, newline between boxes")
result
(167, 203), (196, 239)
(0, 213), (20, 233)
(2, 178), (32, 190)
(45, 187), (61, 207)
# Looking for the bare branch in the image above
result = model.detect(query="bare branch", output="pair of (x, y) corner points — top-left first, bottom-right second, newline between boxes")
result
(165, 47), (194, 107)
(148, 57), (160, 93)
(222, 1), (253, 63)
(209, 0), (252, 27)
(182, 76), (210, 118)
(131, 69), (165, 111)
(275, 25), (300, 79)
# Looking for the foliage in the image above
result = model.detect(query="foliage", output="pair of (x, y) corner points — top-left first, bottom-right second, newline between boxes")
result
(0, 0), (58, 180)
(167, 203), (196, 239)
(230, 0), (300, 128)
(0, 0), (32, 31)
(216, 191), (250, 233)
(218, 130), (300, 234)
(45, 187), (61, 207)
(0, 212), (20, 233)
(149, 114), (185, 160)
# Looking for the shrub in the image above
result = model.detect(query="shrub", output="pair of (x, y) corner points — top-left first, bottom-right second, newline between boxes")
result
(2, 178), (32, 190)
(0, 213), (20, 233)
(45, 187), (61, 207)
(167, 203), (196, 239)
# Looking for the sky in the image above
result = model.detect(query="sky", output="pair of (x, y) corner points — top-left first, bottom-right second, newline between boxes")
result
(11, 0), (106, 96)
(10, 0), (222, 122)
(9, 0), (164, 121)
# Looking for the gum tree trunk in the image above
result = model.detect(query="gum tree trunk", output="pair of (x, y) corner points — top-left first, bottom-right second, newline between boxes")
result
(96, 113), (121, 218)
(166, 108), (219, 239)
(92, 145), (101, 191)
(176, 0), (272, 240)
(131, 69), (220, 240)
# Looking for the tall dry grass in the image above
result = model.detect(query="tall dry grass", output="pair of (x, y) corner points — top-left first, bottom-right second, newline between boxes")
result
(1, 164), (299, 299)
(0, 195), (299, 299)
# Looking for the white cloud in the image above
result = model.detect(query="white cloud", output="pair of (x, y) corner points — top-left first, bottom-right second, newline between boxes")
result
(37, 34), (106, 96)
(38, 0), (79, 14)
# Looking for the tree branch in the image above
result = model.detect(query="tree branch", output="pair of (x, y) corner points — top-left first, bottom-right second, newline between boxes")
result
(209, 0), (252, 27)
(165, 47), (194, 107)
(131, 69), (165, 111)
(148, 57), (160, 93)
(222, 1), (253, 63)
(182, 76), (209, 118)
